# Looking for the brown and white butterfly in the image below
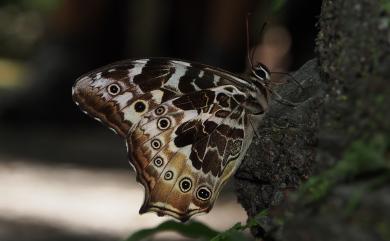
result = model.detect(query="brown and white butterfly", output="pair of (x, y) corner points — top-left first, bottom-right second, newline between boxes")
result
(72, 58), (271, 221)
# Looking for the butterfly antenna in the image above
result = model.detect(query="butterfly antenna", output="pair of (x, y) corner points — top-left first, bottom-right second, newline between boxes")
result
(267, 88), (299, 107)
(271, 71), (304, 90)
(249, 118), (260, 138)
(245, 17), (295, 107)
(247, 20), (269, 70)
(246, 13), (254, 68)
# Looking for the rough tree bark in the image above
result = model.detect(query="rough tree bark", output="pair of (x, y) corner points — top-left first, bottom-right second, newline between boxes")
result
(235, 0), (390, 240)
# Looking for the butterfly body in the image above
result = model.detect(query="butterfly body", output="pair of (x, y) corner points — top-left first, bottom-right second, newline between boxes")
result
(72, 58), (270, 221)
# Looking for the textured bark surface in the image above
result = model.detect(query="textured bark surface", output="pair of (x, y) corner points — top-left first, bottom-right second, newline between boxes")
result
(235, 59), (323, 218)
(235, 0), (390, 240)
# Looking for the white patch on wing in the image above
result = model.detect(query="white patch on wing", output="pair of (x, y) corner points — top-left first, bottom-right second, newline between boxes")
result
(122, 100), (148, 124)
(125, 141), (129, 152)
(127, 159), (136, 172)
(100, 91), (113, 100)
(125, 62), (147, 97)
(188, 202), (200, 210)
(164, 65), (187, 91)
(113, 92), (134, 109)
(128, 62), (146, 78)
(205, 67), (248, 86)
(171, 60), (191, 67)
(150, 90), (164, 104)
(109, 127), (118, 134)
(213, 75), (221, 85)
(135, 59), (148, 64)
(190, 81), (201, 91)
(91, 77), (109, 89)
(93, 117), (103, 123)
(141, 120), (163, 139)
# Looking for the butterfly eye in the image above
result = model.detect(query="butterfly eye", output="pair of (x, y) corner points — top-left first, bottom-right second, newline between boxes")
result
(134, 101), (146, 113)
(253, 63), (270, 80)
(196, 187), (212, 201)
(179, 178), (192, 193)
(153, 157), (164, 167)
(155, 106), (166, 116)
(151, 139), (162, 149)
(157, 117), (171, 130)
(164, 171), (174, 180)
(107, 83), (121, 95)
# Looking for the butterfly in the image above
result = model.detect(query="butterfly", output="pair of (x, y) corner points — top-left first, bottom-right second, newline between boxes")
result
(72, 58), (271, 221)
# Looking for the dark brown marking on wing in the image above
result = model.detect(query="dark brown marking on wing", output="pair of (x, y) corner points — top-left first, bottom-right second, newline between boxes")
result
(233, 94), (245, 103)
(178, 67), (200, 93)
(215, 109), (230, 118)
(174, 120), (198, 148)
(229, 97), (239, 110)
(201, 105), (212, 113)
(199, 120), (246, 176)
(254, 81), (269, 100)
(210, 126), (227, 156)
(115, 63), (136, 71)
(230, 106), (244, 119)
(221, 127), (245, 168)
(191, 121), (213, 164)
(244, 96), (265, 114)
(101, 69), (129, 80)
(172, 90), (215, 110)
(216, 93), (229, 108)
(225, 87), (234, 92)
(202, 150), (220, 176)
(231, 127), (244, 139)
(203, 120), (218, 133)
(189, 151), (202, 170)
(161, 88), (179, 103)
(188, 119), (226, 175)
(194, 71), (215, 89)
(133, 59), (174, 92)
(215, 123), (230, 136)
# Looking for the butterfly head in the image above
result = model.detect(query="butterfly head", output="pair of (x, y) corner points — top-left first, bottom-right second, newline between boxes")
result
(250, 62), (271, 84)
(72, 67), (135, 137)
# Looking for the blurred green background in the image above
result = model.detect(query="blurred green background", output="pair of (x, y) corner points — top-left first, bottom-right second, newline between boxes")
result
(0, 0), (321, 240)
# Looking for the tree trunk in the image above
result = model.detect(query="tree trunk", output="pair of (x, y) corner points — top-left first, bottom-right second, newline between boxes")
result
(235, 0), (390, 240)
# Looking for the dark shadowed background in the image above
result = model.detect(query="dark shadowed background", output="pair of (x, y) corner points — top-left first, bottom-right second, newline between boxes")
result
(0, 0), (321, 240)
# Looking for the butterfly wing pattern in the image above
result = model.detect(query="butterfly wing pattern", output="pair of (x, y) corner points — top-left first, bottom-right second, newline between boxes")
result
(72, 58), (270, 221)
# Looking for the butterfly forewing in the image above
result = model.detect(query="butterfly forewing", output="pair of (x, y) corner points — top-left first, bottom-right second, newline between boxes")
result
(72, 58), (268, 221)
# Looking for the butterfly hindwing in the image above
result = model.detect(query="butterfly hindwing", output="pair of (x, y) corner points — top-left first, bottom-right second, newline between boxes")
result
(72, 58), (266, 221)
(127, 86), (249, 221)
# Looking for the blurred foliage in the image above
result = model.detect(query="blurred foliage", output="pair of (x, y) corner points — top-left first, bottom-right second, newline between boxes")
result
(211, 210), (268, 241)
(299, 134), (389, 205)
(381, 0), (390, 13)
(125, 210), (268, 241)
(0, 0), (61, 58)
(125, 220), (219, 241)
(0, 0), (61, 12)
(0, 59), (25, 88)
(271, 0), (287, 13)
